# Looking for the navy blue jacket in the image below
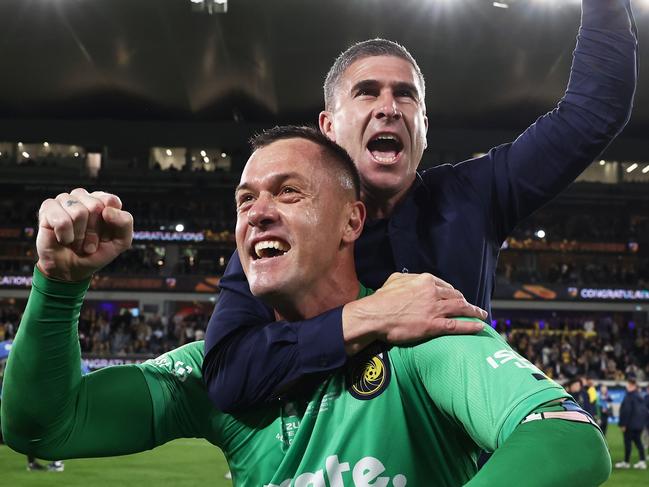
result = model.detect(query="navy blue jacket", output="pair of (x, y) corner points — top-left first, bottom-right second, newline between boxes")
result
(619, 389), (649, 431)
(203, 0), (637, 412)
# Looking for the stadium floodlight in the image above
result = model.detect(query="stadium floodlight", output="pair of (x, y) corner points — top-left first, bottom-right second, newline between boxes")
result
(599, 159), (606, 166)
(21, 151), (29, 159)
(530, 0), (581, 6)
(200, 150), (207, 157)
(534, 229), (546, 239)
(626, 163), (638, 173)
(43, 142), (49, 148)
(493, 2), (509, 8)
(642, 165), (649, 174)
(166, 149), (172, 156)
(190, 0), (228, 14)
(221, 152), (227, 158)
(175, 224), (185, 232)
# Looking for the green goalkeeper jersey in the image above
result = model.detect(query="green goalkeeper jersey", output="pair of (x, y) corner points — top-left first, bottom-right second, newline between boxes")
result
(140, 303), (568, 486)
(5, 269), (607, 487)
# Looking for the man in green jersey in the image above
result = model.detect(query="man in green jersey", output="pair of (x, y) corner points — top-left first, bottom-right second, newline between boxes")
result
(2, 126), (610, 485)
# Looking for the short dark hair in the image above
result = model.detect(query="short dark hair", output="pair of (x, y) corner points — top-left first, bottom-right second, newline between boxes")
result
(324, 38), (425, 111)
(249, 125), (361, 199)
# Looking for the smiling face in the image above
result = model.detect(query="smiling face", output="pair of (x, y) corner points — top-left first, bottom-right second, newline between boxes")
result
(320, 55), (428, 210)
(235, 137), (363, 317)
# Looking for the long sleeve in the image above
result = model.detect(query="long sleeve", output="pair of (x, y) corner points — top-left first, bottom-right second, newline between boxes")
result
(202, 251), (346, 412)
(1, 268), (156, 459)
(467, 0), (637, 242)
(465, 420), (610, 486)
(619, 396), (631, 427)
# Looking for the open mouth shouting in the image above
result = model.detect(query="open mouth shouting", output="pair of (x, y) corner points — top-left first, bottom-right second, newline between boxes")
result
(251, 239), (291, 261)
(367, 133), (404, 164)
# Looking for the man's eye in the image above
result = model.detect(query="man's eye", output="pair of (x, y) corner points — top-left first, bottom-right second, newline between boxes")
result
(281, 187), (298, 195)
(396, 90), (415, 99)
(355, 89), (375, 97)
(237, 194), (254, 206)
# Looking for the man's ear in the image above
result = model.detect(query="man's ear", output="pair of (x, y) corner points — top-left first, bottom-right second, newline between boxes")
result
(342, 200), (366, 245)
(319, 111), (336, 142)
(423, 114), (429, 150)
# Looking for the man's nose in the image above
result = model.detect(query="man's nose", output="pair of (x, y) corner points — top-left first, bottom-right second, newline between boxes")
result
(374, 93), (402, 121)
(247, 193), (278, 228)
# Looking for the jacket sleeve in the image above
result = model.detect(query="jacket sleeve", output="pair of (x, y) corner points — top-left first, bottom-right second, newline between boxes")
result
(202, 251), (347, 412)
(618, 396), (632, 428)
(451, 0), (637, 243)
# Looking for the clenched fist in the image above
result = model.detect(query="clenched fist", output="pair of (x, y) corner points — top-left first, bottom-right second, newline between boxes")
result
(36, 188), (133, 282)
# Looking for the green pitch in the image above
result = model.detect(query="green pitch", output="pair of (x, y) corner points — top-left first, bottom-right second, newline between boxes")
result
(0, 438), (231, 487)
(0, 425), (646, 486)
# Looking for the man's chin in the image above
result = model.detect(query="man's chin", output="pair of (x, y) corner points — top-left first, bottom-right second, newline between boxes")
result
(248, 278), (288, 300)
(363, 173), (411, 197)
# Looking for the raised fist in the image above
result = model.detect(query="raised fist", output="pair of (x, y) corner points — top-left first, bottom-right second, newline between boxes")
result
(36, 188), (133, 282)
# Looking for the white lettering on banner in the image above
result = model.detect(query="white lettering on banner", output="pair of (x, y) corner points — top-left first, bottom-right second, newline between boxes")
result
(265, 455), (406, 487)
(486, 350), (538, 371)
(579, 288), (649, 301)
(0, 275), (32, 287)
(132, 231), (204, 242)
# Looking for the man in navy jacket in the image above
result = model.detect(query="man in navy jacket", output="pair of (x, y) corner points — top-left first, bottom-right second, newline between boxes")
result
(203, 0), (638, 412)
(616, 377), (648, 469)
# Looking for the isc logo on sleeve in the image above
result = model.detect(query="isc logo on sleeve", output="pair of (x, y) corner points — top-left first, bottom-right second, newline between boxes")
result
(485, 349), (538, 371)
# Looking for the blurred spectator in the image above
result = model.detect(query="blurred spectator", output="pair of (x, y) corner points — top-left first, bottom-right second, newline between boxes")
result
(3, 301), (649, 386)
(565, 378), (587, 409)
(644, 385), (649, 458)
(504, 317), (649, 382)
(598, 385), (613, 436)
(615, 377), (648, 470)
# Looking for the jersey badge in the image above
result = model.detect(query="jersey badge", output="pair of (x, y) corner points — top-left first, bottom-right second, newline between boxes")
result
(347, 348), (391, 400)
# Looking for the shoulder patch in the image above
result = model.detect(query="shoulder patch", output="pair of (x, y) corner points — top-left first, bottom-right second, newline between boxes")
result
(346, 349), (391, 400)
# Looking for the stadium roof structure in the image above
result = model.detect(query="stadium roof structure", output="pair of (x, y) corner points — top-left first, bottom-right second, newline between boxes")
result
(0, 0), (647, 143)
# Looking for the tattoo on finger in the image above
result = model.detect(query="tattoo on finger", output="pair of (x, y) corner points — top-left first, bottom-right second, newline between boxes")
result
(65, 200), (80, 207)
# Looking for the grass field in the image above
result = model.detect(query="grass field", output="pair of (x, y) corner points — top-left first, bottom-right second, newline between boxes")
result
(0, 425), (647, 486)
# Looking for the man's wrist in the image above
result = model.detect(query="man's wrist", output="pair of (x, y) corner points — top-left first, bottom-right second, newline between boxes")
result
(33, 264), (92, 297)
(36, 260), (92, 283)
(342, 299), (383, 356)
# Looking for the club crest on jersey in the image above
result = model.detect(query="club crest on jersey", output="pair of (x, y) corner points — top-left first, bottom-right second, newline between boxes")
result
(347, 350), (391, 400)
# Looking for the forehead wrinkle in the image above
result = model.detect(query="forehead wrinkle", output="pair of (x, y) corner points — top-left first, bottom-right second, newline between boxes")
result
(342, 54), (424, 97)
(237, 169), (311, 195)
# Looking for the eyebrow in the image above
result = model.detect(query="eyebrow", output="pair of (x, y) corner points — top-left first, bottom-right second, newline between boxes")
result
(235, 171), (307, 196)
(350, 79), (421, 99)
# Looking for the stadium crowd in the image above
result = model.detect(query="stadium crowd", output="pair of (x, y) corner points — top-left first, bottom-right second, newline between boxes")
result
(498, 258), (649, 287)
(510, 212), (649, 243)
(0, 194), (236, 232)
(0, 302), (208, 356)
(2, 301), (648, 384)
(502, 317), (649, 382)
